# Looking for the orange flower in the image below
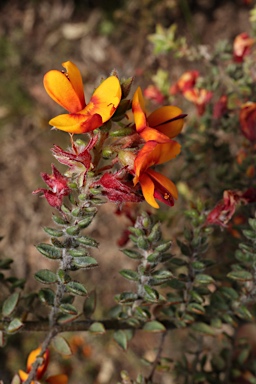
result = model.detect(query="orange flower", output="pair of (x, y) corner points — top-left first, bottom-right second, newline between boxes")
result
(44, 61), (122, 134)
(170, 70), (199, 94)
(133, 140), (181, 208)
(19, 346), (68, 384)
(183, 88), (213, 116)
(233, 32), (254, 63)
(239, 102), (256, 142)
(132, 87), (186, 143)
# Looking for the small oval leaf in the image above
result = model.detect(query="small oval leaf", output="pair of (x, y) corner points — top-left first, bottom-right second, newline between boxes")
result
(34, 269), (57, 284)
(52, 335), (72, 356)
(2, 292), (20, 317)
(143, 321), (166, 332)
(66, 281), (87, 296)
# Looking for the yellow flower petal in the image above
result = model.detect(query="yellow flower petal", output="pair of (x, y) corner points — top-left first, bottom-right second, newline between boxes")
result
(62, 61), (85, 107)
(134, 141), (181, 179)
(49, 113), (102, 134)
(132, 87), (147, 134)
(87, 76), (122, 122)
(139, 172), (159, 209)
(139, 127), (172, 143)
(44, 61), (85, 113)
(19, 370), (29, 382)
(147, 106), (185, 138)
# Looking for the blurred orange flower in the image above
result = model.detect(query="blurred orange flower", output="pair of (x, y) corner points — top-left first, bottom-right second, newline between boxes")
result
(133, 140), (180, 208)
(239, 102), (256, 142)
(233, 32), (254, 63)
(183, 88), (213, 116)
(44, 61), (122, 134)
(170, 70), (199, 95)
(19, 346), (68, 384)
(132, 87), (186, 143)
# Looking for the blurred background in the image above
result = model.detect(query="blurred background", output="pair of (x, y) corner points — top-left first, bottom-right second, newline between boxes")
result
(0, 0), (253, 383)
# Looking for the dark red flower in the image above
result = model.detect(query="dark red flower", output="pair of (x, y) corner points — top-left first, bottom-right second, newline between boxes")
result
(239, 102), (256, 142)
(206, 188), (256, 227)
(33, 164), (70, 208)
(92, 170), (143, 204)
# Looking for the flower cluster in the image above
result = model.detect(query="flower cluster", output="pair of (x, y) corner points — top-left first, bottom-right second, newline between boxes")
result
(19, 346), (68, 384)
(39, 61), (186, 209)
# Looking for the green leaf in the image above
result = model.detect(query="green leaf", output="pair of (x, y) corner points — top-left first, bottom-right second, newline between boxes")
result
(119, 269), (139, 281)
(69, 249), (89, 257)
(34, 269), (57, 284)
(2, 292), (19, 317)
(122, 249), (142, 260)
(59, 303), (78, 315)
(52, 214), (68, 226)
(72, 256), (98, 269)
(0, 258), (13, 269)
(78, 217), (94, 229)
(144, 285), (159, 301)
(191, 322), (215, 336)
(114, 330), (128, 350)
(155, 240), (172, 253)
(52, 335), (72, 356)
(43, 227), (63, 237)
(36, 243), (62, 259)
(66, 281), (87, 296)
(195, 274), (215, 284)
(187, 303), (205, 315)
(89, 322), (106, 334)
(152, 270), (173, 281)
(227, 270), (253, 281)
(118, 292), (138, 304)
(7, 318), (24, 333)
(38, 288), (55, 306)
(143, 320), (166, 332)
(66, 225), (80, 236)
(76, 236), (99, 248)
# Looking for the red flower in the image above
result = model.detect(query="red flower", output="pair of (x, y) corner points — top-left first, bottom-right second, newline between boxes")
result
(44, 61), (121, 134)
(133, 140), (181, 208)
(19, 346), (68, 384)
(183, 88), (213, 116)
(143, 85), (165, 104)
(239, 102), (256, 142)
(213, 95), (228, 119)
(33, 165), (70, 208)
(233, 33), (254, 63)
(132, 87), (186, 143)
(92, 170), (143, 204)
(206, 188), (256, 227)
(170, 70), (199, 95)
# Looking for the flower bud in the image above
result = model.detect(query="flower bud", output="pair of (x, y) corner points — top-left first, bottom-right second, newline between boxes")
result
(239, 102), (256, 142)
(118, 150), (136, 168)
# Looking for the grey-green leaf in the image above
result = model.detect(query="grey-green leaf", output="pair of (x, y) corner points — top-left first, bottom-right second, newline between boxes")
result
(52, 335), (72, 356)
(36, 243), (62, 259)
(66, 281), (87, 296)
(34, 269), (57, 284)
(2, 292), (20, 317)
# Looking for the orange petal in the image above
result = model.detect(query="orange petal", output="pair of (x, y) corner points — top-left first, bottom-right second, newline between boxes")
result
(49, 113), (102, 134)
(147, 106), (185, 138)
(134, 141), (181, 178)
(139, 172), (159, 209)
(132, 87), (147, 134)
(139, 127), (171, 143)
(46, 374), (68, 384)
(44, 63), (85, 113)
(87, 76), (122, 122)
(27, 347), (49, 379)
(147, 168), (178, 200)
(62, 61), (85, 108)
